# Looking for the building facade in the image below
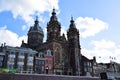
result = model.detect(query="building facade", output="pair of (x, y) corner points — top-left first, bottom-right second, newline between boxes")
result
(0, 45), (37, 73)
(80, 55), (96, 76)
(0, 52), (5, 68)
(44, 50), (53, 74)
(21, 9), (81, 76)
(35, 52), (45, 74)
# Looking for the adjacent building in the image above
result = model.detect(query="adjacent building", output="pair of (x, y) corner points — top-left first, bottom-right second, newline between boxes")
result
(94, 62), (120, 76)
(44, 50), (53, 74)
(81, 55), (97, 76)
(0, 45), (37, 73)
(35, 52), (45, 74)
(0, 52), (5, 68)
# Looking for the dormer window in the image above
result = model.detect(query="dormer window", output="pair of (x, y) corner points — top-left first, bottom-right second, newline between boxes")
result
(47, 50), (52, 56)
(39, 52), (44, 58)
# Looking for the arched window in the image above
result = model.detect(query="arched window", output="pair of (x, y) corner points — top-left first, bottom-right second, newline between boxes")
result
(55, 48), (60, 64)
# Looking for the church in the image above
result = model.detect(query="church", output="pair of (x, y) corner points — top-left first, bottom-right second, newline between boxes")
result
(0, 9), (96, 76)
(1, 9), (119, 77)
(21, 9), (81, 75)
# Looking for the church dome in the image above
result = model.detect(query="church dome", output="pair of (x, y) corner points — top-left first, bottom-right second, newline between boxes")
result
(28, 16), (44, 36)
(68, 17), (78, 33)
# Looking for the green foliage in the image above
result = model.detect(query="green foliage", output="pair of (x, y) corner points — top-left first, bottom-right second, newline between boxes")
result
(0, 68), (16, 74)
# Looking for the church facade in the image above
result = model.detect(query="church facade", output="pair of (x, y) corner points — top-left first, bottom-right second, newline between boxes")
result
(21, 9), (81, 75)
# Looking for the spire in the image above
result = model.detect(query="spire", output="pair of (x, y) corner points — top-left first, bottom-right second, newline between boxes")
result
(62, 33), (66, 41)
(70, 16), (76, 28)
(28, 16), (44, 35)
(34, 16), (40, 30)
(62, 33), (65, 37)
(35, 16), (39, 24)
(22, 40), (24, 44)
(70, 16), (74, 23)
(50, 8), (57, 21)
(67, 16), (78, 34)
(52, 8), (56, 16)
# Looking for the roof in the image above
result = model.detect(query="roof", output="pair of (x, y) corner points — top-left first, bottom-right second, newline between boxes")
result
(28, 17), (44, 35)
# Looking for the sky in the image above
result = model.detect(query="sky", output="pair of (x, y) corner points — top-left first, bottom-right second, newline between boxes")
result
(0, 0), (120, 63)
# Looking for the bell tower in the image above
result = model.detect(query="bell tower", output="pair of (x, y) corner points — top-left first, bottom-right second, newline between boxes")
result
(27, 16), (44, 50)
(67, 17), (81, 75)
(46, 9), (61, 42)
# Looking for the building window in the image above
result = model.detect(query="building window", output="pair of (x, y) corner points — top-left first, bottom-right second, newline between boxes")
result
(84, 62), (87, 66)
(36, 60), (38, 64)
(18, 52), (24, 59)
(19, 52), (24, 56)
(89, 68), (92, 72)
(38, 60), (44, 65)
(8, 64), (14, 69)
(9, 51), (15, 55)
(10, 51), (14, 55)
(27, 58), (33, 63)
(18, 58), (24, 62)
(27, 65), (33, 71)
(42, 66), (44, 72)
(39, 61), (41, 64)
(84, 67), (87, 72)
(49, 65), (52, 69)
(93, 62), (96, 66)
(35, 66), (38, 71)
(9, 57), (15, 63)
(89, 62), (91, 67)
(18, 64), (23, 72)
(49, 60), (52, 63)
(47, 50), (52, 56)
(41, 61), (44, 65)
(87, 62), (90, 66)
(39, 52), (44, 58)
(9, 51), (15, 57)
(0, 62), (3, 67)
(46, 59), (48, 63)
(29, 53), (33, 57)
(0, 56), (3, 61)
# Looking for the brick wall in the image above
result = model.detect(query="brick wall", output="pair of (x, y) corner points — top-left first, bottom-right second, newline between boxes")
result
(0, 73), (100, 80)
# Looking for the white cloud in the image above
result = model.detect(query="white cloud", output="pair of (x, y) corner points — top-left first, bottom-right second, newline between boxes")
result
(0, 0), (59, 29)
(92, 39), (116, 49)
(76, 17), (108, 38)
(0, 26), (27, 47)
(82, 39), (120, 63)
(22, 25), (27, 31)
(43, 28), (47, 42)
(0, 26), (7, 30)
